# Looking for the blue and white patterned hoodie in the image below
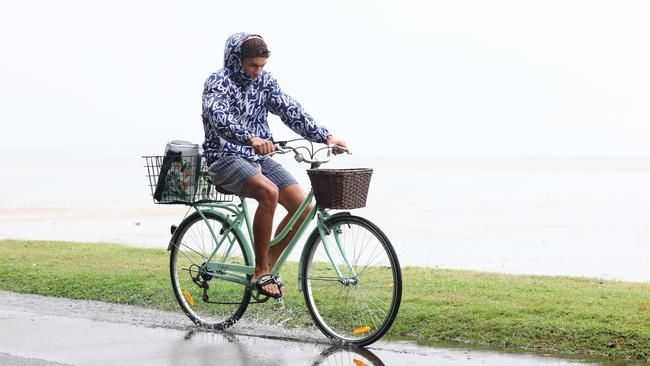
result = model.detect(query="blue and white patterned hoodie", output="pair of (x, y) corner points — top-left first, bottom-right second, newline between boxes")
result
(202, 32), (330, 165)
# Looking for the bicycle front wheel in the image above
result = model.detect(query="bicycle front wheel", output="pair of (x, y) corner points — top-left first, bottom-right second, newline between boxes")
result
(170, 211), (252, 330)
(302, 215), (402, 346)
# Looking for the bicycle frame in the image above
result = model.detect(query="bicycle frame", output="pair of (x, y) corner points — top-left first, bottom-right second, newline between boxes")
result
(175, 190), (358, 292)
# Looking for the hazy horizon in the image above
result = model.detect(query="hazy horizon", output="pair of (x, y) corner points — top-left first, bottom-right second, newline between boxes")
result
(2, 0), (650, 159)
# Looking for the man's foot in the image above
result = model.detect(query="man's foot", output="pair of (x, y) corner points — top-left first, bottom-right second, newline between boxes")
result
(252, 274), (284, 299)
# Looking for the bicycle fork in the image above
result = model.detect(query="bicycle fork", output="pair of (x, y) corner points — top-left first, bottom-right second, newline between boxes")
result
(311, 212), (359, 286)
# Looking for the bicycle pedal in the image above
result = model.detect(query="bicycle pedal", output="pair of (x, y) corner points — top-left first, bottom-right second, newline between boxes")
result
(251, 290), (270, 303)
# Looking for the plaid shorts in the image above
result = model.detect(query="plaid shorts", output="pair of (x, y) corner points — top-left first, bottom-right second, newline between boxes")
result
(206, 155), (298, 196)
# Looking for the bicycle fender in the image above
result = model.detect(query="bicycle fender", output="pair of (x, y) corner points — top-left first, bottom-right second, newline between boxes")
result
(167, 210), (253, 262)
(297, 211), (351, 292)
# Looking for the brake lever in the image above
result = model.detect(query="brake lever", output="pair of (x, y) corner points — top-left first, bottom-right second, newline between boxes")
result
(329, 144), (349, 155)
(268, 146), (287, 156)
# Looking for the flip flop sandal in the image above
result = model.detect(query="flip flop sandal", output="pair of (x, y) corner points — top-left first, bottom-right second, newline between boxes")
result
(273, 273), (285, 297)
(254, 274), (283, 299)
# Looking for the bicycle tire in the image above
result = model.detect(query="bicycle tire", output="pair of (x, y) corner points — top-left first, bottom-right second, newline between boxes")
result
(170, 211), (252, 330)
(302, 215), (402, 346)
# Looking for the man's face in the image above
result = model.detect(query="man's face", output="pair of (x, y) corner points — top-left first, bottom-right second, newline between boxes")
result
(242, 57), (268, 79)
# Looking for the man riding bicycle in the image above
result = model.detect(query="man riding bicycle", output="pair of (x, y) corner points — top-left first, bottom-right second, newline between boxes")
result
(201, 32), (348, 299)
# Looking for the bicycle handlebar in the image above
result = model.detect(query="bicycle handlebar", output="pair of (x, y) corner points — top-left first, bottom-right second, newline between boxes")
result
(269, 139), (349, 168)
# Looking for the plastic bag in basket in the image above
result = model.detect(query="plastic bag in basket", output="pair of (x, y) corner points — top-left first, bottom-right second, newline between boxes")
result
(153, 141), (201, 203)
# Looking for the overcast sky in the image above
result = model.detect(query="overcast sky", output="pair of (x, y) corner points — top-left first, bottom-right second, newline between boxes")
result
(2, 0), (649, 158)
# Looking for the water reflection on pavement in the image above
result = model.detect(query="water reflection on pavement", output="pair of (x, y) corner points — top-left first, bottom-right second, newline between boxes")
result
(0, 291), (645, 366)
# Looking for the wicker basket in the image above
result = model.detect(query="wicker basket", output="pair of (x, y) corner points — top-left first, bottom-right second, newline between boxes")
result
(307, 168), (373, 209)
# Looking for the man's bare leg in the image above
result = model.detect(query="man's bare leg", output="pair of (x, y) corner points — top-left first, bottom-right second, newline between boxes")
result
(268, 184), (313, 270)
(240, 173), (281, 297)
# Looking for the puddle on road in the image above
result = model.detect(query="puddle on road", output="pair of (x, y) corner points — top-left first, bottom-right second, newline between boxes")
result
(186, 328), (648, 366)
(159, 317), (648, 366)
(0, 291), (647, 366)
(372, 336), (647, 366)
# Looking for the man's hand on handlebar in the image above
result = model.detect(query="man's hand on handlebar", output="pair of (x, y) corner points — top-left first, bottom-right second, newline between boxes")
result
(325, 135), (350, 155)
(250, 136), (276, 155)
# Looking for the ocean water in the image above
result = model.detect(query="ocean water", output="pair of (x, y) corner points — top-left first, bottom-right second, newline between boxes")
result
(1, 152), (649, 282)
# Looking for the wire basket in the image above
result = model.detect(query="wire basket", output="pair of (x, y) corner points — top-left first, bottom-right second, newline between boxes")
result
(143, 155), (233, 204)
(307, 168), (373, 209)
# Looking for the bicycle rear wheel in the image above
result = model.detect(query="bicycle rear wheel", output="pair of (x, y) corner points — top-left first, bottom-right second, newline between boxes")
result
(302, 215), (402, 346)
(170, 211), (252, 330)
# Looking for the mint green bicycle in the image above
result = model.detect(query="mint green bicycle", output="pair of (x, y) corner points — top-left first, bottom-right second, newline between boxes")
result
(144, 141), (402, 346)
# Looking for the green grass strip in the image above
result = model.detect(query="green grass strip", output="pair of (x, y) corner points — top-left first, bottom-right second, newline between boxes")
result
(1, 240), (648, 360)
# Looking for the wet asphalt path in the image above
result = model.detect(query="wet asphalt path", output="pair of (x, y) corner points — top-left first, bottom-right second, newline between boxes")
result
(0, 291), (637, 366)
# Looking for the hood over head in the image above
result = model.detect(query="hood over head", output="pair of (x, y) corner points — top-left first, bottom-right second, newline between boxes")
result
(223, 32), (267, 87)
